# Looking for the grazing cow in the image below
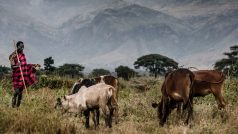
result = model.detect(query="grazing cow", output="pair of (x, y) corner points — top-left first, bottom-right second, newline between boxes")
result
(70, 76), (118, 98)
(152, 69), (195, 126)
(56, 83), (115, 128)
(192, 70), (226, 109)
(69, 78), (100, 128)
(70, 75), (119, 124)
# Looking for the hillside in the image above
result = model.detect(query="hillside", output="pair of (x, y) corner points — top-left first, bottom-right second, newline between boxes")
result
(0, 1), (238, 69)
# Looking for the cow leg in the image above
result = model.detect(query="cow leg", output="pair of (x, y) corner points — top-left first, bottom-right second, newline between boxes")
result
(91, 109), (97, 129)
(83, 110), (90, 128)
(100, 104), (111, 128)
(109, 105), (114, 128)
(96, 108), (100, 126)
(111, 94), (119, 124)
(185, 99), (193, 125)
(157, 101), (163, 120)
(211, 86), (226, 109)
(107, 98), (114, 128)
(176, 102), (182, 119)
(211, 86), (228, 121)
(160, 97), (169, 126)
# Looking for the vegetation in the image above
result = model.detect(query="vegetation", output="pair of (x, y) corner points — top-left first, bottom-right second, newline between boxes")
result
(44, 56), (56, 75)
(134, 54), (178, 78)
(115, 65), (137, 80)
(0, 49), (238, 133)
(214, 45), (238, 77)
(90, 68), (111, 77)
(56, 64), (84, 78)
(0, 66), (10, 80)
(0, 66), (10, 74)
(0, 77), (237, 133)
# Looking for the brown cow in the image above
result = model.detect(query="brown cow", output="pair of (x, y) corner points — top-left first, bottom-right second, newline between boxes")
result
(192, 70), (226, 109)
(152, 68), (195, 126)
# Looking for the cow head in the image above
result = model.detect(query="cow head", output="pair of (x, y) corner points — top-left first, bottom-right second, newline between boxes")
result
(55, 96), (71, 113)
(55, 95), (83, 116)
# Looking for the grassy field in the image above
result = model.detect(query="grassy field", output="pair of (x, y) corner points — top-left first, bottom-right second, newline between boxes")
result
(0, 77), (237, 134)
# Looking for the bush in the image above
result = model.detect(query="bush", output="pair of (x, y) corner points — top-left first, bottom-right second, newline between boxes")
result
(33, 76), (76, 89)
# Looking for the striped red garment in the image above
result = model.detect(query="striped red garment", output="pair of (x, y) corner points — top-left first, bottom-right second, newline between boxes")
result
(11, 51), (37, 90)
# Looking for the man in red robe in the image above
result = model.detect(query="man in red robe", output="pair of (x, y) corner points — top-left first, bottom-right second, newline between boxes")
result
(9, 41), (39, 107)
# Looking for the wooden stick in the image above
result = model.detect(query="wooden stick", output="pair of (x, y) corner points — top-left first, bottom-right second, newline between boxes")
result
(13, 40), (28, 96)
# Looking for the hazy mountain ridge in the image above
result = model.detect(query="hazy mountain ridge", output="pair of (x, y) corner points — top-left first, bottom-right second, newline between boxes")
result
(1, 0), (238, 70)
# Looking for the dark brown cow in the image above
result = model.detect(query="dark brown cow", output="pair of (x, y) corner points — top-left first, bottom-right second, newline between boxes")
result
(192, 70), (226, 109)
(152, 69), (195, 126)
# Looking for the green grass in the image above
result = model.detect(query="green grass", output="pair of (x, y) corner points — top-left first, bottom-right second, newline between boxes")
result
(0, 77), (237, 133)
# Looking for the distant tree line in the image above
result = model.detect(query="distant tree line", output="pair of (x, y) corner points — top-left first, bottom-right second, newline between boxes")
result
(1, 45), (237, 80)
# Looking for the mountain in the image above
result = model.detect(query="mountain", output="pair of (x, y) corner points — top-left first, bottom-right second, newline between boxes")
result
(63, 4), (193, 65)
(1, 1), (238, 71)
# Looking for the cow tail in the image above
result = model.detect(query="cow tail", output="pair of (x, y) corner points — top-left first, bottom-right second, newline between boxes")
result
(115, 79), (119, 101)
(189, 71), (195, 97)
(220, 71), (226, 82)
(107, 87), (113, 99)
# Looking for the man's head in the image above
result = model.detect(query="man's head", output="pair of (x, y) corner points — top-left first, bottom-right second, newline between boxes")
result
(16, 41), (24, 52)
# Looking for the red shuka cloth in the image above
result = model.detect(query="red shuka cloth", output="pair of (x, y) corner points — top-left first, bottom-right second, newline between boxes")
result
(11, 51), (36, 90)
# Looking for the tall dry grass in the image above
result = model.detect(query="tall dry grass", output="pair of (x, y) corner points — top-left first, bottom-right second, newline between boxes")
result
(0, 77), (237, 133)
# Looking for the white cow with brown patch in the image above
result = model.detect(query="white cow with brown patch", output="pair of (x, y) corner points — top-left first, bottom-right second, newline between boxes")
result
(56, 83), (115, 128)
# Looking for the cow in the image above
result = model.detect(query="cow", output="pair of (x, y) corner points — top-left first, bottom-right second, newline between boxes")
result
(68, 78), (100, 128)
(70, 76), (118, 97)
(70, 75), (119, 124)
(152, 68), (195, 126)
(192, 70), (226, 109)
(55, 83), (115, 128)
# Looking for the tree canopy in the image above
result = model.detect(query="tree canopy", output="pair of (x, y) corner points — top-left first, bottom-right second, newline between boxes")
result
(44, 56), (55, 74)
(90, 68), (111, 77)
(134, 54), (178, 77)
(115, 65), (136, 80)
(56, 64), (84, 78)
(214, 45), (238, 77)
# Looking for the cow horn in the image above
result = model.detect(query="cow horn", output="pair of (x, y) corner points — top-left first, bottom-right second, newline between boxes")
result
(188, 67), (199, 70)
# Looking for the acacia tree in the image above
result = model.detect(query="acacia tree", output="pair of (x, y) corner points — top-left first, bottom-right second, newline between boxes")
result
(134, 54), (178, 78)
(44, 56), (55, 74)
(56, 64), (84, 78)
(90, 68), (111, 77)
(115, 65), (136, 80)
(214, 45), (238, 77)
